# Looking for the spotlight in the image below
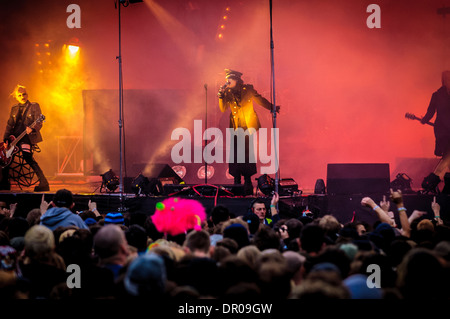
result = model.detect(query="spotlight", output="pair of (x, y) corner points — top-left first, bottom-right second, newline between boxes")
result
(101, 169), (119, 192)
(131, 174), (164, 196)
(256, 174), (274, 196)
(390, 173), (414, 194)
(68, 45), (80, 55)
(131, 174), (149, 196)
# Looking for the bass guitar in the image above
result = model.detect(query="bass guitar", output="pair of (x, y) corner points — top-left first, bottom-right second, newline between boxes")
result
(405, 112), (435, 127)
(0, 114), (45, 167)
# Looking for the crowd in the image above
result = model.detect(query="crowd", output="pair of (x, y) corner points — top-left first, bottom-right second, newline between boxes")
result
(0, 187), (449, 300)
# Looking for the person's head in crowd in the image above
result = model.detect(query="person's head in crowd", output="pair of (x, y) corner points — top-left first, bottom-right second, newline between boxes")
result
(343, 274), (382, 299)
(26, 208), (42, 227)
(368, 222), (396, 252)
(52, 189), (74, 209)
(434, 240), (450, 262)
(215, 238), (239, 255)
(306, 246), (351, 279)
(57, 228), (93, 266)
(93, 224), (129, 267)
(282, 250), (306, 286)
(211, 244), (232, 264)
(23, 225), (65, 271)
(143, 215), (164, 242)
(290, 264), (350, 299)
(252, 226), (281, 251)
(251, 199), (267, 224)
(300, 223), (326, 255)
(396, 248), (448, 299)
(125, 224), (148, 255)
(24, 225), (55, 261)
(78, 210), (97, 221)
(237, 245), (262, 270)
(257, 256), (291, 299)
(104, 212), (125, 225)
(223, 223), (250, 250)
(216, 255), (259, 297)
(183, 229), (211, 258)
(210, 205), (230, 226)
(123, 253), (167, 298)
(242, 212), (260, 235)
(318, 214), (341, 242)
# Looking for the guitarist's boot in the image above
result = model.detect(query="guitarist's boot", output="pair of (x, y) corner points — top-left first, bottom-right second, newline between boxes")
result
(29, 162), (49, 192)
(22, 151), (49, 192)
(421, 172), (441, 194)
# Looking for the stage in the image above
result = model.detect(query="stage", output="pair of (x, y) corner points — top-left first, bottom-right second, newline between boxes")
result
(1, 174), (447, 228)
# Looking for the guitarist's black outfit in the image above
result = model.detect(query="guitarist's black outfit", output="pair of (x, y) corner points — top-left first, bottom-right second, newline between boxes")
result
(421, 85), (450, 192)
(0, 101), (49, 191)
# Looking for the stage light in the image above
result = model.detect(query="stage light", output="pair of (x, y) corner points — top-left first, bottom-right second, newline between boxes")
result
(68, 45), (80, 55)
(131, 174), (149, 195)
(101, 169), (119, 192)
(257, 174), (274, 196)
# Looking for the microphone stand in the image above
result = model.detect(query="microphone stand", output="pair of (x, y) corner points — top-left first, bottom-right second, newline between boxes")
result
(116, 0), (126, 211)
(269, 0), (279, 197)
(204, 84), (208, 184)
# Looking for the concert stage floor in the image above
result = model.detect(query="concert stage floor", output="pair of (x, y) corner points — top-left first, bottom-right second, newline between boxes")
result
(0, 175), (447, 227)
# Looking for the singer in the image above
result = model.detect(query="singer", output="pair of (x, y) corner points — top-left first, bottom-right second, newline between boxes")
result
(218, 69), (279, 195)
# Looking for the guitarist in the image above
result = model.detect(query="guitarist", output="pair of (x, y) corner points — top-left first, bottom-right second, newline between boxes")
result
(0, 85), (49, 191)
(420, 71), (450, 192)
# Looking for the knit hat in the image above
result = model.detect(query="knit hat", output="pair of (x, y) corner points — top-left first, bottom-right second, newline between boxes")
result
(124, 254), (167, 297)
(104, 212), (124, 225)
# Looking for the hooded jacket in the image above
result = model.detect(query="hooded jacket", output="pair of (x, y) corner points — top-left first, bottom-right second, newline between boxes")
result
(40, 206), (88, 231)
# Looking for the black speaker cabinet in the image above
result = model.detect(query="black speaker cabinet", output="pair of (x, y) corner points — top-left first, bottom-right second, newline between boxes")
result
(130, 163), (183, 184)
(327, 163), (390, 195)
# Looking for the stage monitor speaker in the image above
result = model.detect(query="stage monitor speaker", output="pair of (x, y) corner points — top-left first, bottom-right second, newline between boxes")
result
(130, 163), (183, 185)
(327, 163), (390, 195)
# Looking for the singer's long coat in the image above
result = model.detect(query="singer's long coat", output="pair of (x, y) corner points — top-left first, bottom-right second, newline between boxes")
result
(218, 83), (273, 178)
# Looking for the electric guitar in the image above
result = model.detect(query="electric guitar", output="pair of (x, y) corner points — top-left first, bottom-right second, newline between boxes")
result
(405, 112), (435, 127)
(0, 114), (45, 168)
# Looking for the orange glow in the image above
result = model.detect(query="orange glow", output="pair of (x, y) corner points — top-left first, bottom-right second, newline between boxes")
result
(218, 33), (223, 39)
(68, 45), (80, 55)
